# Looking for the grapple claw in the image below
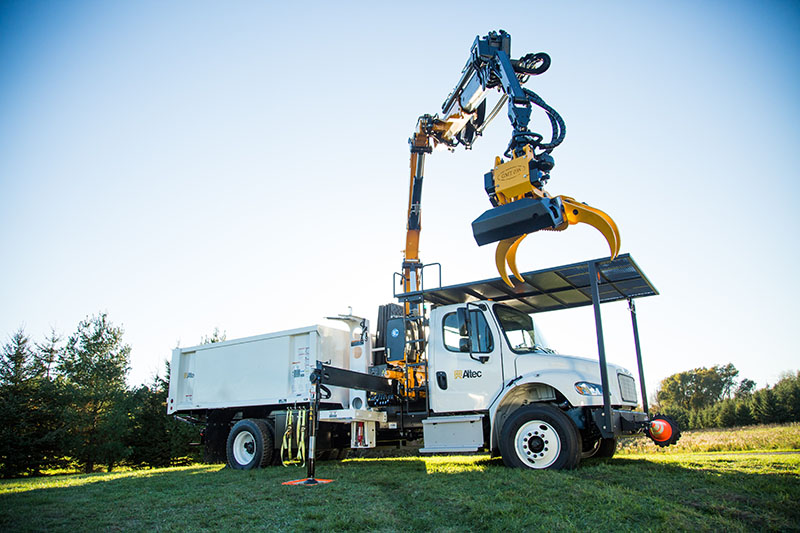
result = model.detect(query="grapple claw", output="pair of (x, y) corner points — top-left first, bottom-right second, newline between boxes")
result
(558, 196), (621, 259)
(507, 234), (527, 283)
(495, 238), (517, 287)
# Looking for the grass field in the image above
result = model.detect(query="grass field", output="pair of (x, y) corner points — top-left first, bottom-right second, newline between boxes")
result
(1, 425), (799, 532)
(617, 423), (800, 455)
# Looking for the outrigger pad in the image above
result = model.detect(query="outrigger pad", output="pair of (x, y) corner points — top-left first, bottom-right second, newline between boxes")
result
(472, 197), (564, 246)
(282, 477), (334, 486)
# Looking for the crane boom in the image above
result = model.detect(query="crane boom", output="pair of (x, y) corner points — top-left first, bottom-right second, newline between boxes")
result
(402, 30), (618, 293)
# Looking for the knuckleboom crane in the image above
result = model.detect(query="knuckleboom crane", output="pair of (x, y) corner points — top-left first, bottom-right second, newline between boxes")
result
(392, 31), (620, 402)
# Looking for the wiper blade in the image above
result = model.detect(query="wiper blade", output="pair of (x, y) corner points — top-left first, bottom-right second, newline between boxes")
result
(514, 345), (537, 352)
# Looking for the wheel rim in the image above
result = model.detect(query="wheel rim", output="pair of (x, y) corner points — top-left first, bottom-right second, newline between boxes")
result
(514, 420), (561, 469)
(233, 430), (256, 465)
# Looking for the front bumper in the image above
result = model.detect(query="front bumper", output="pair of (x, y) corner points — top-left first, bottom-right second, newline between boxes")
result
(591, 408), (650, 439)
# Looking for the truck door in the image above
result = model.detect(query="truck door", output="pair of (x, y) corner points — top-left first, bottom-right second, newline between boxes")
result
(429, 305), (503, 413)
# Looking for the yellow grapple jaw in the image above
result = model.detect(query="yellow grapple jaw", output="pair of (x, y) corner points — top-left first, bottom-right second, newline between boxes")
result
(472, 146), (621, 287)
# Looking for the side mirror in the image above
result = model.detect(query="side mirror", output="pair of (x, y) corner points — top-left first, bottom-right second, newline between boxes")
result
(459, 338), (471, 353)
(457, 307), (470, 337)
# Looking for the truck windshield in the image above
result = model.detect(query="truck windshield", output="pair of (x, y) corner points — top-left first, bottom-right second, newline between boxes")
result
(493, 304), (554, 354)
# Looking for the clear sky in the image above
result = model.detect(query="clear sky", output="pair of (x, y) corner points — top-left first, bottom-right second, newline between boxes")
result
(1, 0), (798, 399)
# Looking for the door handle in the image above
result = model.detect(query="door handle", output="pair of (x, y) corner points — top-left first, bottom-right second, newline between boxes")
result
(436, 371), (448, 390)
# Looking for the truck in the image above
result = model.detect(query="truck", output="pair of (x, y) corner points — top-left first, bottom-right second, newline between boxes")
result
(167, 31), (680, 473)
(168, 254), (679, 471)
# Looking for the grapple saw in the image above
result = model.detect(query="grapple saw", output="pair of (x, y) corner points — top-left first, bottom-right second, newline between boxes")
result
(473, 144), (620, 287)
(403, 30), (620, 295)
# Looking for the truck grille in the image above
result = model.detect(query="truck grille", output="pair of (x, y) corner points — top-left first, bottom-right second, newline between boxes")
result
(618, 374), (637, 403)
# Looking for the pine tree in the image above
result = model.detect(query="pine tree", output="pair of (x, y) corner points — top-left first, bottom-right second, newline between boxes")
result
(0, 329), (37, 386)
(34, 329), (62, 380)
(0, 329), (68, 477)
(688, 409), (702, 430)
(60, 314), (132, 473)
(126, 365), (199, 467)
(772, 371), (800, 423)
(734, 400), (754, 426)
(751, 388), (778, 424)
(716, 399), (737, 427)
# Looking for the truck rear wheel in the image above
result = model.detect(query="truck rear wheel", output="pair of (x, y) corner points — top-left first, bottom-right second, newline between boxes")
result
(227, 419), (274, 470)
(500, 404), (580, 470)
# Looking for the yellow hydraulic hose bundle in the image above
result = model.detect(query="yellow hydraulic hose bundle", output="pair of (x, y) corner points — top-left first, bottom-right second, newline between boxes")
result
(280, 407), (307, 467)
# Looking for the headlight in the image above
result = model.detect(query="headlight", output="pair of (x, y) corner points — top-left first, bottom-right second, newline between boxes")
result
(575, 382), (603, 396)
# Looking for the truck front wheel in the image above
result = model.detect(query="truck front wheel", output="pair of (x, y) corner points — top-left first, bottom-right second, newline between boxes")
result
(500, 404), (580, 470)
(227, 419), (274, 470)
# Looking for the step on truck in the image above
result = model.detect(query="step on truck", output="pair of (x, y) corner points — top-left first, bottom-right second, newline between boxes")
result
(167, 255), (680, 471)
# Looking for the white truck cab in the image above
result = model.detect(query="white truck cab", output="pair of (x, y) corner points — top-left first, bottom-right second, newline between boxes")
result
(426, 302), (636, 414)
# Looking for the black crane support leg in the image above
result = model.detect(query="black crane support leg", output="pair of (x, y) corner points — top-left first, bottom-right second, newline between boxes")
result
(629, 299), (649, 415)
(588, 261), (614, 437)
(305, 367), (323, 483)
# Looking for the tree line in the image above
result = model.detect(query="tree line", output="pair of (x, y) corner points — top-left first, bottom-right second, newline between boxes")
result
(0, 313), (202, 478)
(653, 363), (800, 431)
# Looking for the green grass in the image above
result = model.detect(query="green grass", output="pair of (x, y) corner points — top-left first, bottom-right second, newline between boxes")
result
(618, 423), (800, 454)
(1, 451), (799, 532)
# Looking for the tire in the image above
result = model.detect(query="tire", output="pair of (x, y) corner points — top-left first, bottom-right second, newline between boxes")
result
(581, 437), (616, 459)
(499, 404), (580, 470)
(316, 450), (333, 461)
(318, 448), (348, 461)
(226, 419), (274, 470)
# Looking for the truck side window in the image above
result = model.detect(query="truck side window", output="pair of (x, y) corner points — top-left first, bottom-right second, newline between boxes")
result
(442, 310), (494, 353)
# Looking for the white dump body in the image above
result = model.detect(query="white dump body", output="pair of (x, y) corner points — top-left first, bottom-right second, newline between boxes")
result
(167, 324), (351, 414)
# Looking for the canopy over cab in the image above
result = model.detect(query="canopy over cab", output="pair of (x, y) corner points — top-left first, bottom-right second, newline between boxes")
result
(417, 253), (657, 314)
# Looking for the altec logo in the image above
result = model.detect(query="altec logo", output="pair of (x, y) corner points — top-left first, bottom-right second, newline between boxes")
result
(454, 369), (482, 379)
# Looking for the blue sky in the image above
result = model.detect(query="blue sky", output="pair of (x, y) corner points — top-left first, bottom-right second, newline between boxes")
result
(1, 0), (798, 398)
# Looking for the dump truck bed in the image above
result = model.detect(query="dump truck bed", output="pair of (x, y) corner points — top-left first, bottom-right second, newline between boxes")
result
(167, 325), (351, 414)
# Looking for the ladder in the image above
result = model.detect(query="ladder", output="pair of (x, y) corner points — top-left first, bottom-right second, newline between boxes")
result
(392, 262), (441, 416)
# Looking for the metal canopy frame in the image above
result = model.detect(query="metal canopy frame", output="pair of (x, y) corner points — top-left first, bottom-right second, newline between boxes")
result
(405, 253), (657, 314)
(396, 253), (658, 432)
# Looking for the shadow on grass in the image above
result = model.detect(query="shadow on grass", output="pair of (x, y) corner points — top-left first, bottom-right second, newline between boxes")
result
(1, 454), (798, 532)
